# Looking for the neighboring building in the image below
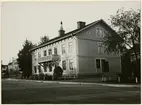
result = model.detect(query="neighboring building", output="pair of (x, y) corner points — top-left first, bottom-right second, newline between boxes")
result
(1, 64), (8, 78)
(8, 58), (19, 72)
(30, 19), (121, 78)
(1, 64), (8, 72)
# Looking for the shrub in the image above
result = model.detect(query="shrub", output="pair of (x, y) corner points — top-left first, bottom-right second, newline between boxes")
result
(53, 66), (63, 80)
(39, 73), (44, 80)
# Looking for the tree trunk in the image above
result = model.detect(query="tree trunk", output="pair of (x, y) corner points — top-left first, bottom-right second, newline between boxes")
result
(131, 37), (139, 80)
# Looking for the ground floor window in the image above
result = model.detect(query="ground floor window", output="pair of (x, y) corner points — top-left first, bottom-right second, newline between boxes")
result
(62, 60), (66, 70)
(69, 59), (73, 70)
(38, 65), (41, 73)
(96, 59), (101, 69)
(34, 66), (37, 73)
(49, 63), (52, 72)
(43, 63), (47, 72)
(96, 58), (109, 72)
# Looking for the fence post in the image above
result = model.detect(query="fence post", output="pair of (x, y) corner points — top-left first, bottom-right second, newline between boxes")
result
(135, 77), (138, 83)
(118, 77), (120, 83)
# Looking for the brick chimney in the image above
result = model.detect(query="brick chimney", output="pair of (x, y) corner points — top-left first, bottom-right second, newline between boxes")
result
(77, 21), (86, 29)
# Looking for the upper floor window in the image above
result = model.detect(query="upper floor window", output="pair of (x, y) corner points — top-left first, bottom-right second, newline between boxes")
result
(62, 60), (66, 70)
(48, 49), (52, 55)
(34, 53), (37, 61)
(96, 28), (104, 37)
(38, 52), (41, 58)
(61, 44), (66, 54)
(97, 42), (104, 53)
(68, 42), (73, 53)
(54, 47), (58, 55)
(43, 50), (47, 56)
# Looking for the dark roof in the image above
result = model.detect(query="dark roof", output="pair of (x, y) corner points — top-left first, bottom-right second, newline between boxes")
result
(8, 62), (12, 65)
(30, 19), (112, 51)
(1, 65), (8, 68)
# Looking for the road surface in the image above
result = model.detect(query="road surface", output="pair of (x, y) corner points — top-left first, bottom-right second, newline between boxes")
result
(2, 79), (140, 104)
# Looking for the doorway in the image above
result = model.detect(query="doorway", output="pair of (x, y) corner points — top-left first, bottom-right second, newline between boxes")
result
(101, 59), (109, 72)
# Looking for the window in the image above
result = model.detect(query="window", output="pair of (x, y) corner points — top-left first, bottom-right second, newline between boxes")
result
(100, 29), (103, 37)
(34, 66), (37, 73)
(68, 42), (73, 53)
(62, 60), (66, 70)
(96, 28), (100, 37)
(62, 44), (66, 54)
(43, 50), (47, 56)
(97, 42), (104, 53)
(49, 63), (52, 72)
(96, 28), (104, 37)
(96, 59), (100, 69)
(43, 63), (47, 72)
(48, 49), (52, 55)
(38, 52), (41, 58)
(34, 53), (37, 61)
(38, 65), (41, 73)
(69, 59), (73, 70)
(54, 47), (58, 55)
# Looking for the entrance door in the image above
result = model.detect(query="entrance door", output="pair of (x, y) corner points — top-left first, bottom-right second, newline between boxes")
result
(101, 59), (109, 72)
(101, 59), (105, 72)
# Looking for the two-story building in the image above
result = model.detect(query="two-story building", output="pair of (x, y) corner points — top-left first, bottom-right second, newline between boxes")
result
(30, 19), (121, 78)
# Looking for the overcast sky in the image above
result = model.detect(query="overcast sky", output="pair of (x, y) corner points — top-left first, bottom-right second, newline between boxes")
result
(1, 1), (140, 64)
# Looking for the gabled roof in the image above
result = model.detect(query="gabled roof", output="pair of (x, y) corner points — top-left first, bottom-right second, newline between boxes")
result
(30, 19), (116, 52)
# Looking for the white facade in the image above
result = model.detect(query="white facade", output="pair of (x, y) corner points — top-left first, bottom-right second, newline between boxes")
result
(31, 19), (121, 78)
(32, 36), (78, 77)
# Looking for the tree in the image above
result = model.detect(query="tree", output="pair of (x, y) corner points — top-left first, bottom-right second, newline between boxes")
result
(39, 35), (49, 45)
(104, 8), (140, 81)
(17, 40), (35, 78)
(104, 8), (140, 54)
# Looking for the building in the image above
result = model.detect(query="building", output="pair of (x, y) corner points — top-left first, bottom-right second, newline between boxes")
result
(1, 64), (8, 78)
(8, 58), (19, 72)
(30, 19), (121, 79)
(1, 64), (8, 72)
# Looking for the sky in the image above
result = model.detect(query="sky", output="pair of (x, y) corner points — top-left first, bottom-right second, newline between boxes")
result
(1, 1), (141, 65)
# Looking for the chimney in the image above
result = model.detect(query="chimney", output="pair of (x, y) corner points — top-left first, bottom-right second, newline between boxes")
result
(77, 21), (86, 29)
(59, 21), (65, 37)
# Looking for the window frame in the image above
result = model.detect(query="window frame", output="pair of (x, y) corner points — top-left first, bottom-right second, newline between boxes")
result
(48, 49), (52, 55)
(96, 59), (101, 69)
(43, 64), (47, 72)
(96, 27), (104, 37)
(43, 50), (47, 56)
(38, 65), (41, 73)
(38, 52), (41, 58)
(97, 42), (104, 53)
(68, 42), (73, 53)
(61, 44), (66, 54)
(69, 59), (73, 70)
(62, 60), (66, 70)
(34, 66), (37, 73)
(54, 47), (58, 55)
